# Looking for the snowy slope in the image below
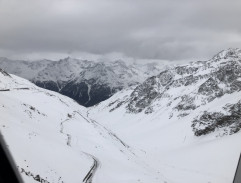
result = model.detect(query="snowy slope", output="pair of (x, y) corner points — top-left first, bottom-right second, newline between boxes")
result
(0, 57), (167, 107)
(88, 48), (241, 183)
(1, 48), (241, 183)
(0, 69), (167, 183)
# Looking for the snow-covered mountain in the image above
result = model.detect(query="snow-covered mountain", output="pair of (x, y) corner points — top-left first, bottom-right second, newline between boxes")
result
(88, 48), (241, 183)
(0, 57), (166, 107)
(1, 48), (241, 183)
(0, 68), (166, 183)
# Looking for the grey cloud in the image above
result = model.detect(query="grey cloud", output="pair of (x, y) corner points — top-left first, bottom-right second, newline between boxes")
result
(0, 0), (241, 61)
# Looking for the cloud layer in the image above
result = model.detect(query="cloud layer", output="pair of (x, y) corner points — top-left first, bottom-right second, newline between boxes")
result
(0, 0), (241, 61)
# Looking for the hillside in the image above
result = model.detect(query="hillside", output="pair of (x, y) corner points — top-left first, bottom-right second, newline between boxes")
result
(88, 48), (241, 183)
(0, 69), (164, 183)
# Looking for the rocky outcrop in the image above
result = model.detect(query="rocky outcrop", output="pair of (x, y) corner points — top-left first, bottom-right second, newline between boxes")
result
(0, 68), (11, 77)
(127, 70), (174, 113)
(125, 48), (241, 115)
(19, 167), (54, 183)
(192, 101), (241, 136)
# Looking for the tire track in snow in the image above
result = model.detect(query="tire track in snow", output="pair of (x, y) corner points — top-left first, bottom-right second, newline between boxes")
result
(77, 110), (132, 151)
(60, 114), (100, 183)
(60, 118), (72, 147)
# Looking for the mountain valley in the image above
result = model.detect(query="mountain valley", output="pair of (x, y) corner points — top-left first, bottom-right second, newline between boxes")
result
(1, 48), (241, 183)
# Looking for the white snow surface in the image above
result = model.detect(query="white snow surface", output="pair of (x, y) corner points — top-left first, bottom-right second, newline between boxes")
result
(0, 71), (166, 183)
(89, 89), (241, 183)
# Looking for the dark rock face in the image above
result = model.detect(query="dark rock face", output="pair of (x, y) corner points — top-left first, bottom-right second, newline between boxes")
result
(216, 62), (240, 83)
(60, 81), (90, 105)
(127, 70), (174, 113)
(34, 80), (119, 107)
(175, 66), (199, 75)
(127, 76), (161, 113)
(34, 81), (59, 92)
(198, 78), (220, 96)
(87, 84), (121, 107)
(192, 101), (241, 136)
(19, 168), (53, 183)
(192, 112), (224, 136)
(175, 95), (196, 111)
(184, 75), (198, 86)
(0, 68), (11, 77)
(231, 81), (241, 91)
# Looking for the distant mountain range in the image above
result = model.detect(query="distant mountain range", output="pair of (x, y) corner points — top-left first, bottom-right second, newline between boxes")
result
(0, 57), (166, 106)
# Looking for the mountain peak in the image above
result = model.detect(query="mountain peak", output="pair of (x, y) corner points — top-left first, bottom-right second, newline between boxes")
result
(59, 56), (73, 62)
(212, 48), (241, 60)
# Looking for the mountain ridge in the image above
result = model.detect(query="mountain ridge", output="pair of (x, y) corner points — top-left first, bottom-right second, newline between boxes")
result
(0, 57), (166, 106)
(90, 48), (241, 137)
(1, 49), (241, 183)
(85, 48), (241, 183)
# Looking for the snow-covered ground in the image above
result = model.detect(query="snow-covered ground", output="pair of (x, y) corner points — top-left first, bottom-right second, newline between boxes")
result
(89, 88), (241, 183)
(0, 71), (166, 183)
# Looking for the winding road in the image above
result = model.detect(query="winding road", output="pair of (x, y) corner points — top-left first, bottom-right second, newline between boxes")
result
(59, 114), (100, 183)
(82, 154), (99, 183)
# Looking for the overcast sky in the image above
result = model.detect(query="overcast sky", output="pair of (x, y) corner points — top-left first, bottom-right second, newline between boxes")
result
(0, 0), (241, 62)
